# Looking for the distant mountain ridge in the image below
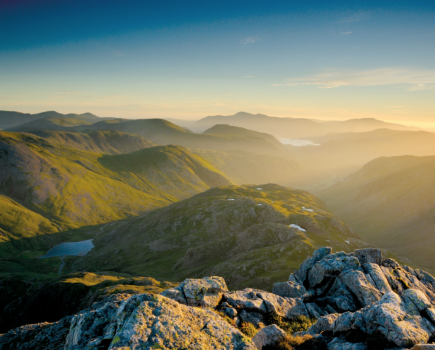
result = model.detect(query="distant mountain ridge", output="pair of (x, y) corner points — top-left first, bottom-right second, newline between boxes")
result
(0, 110), (107, 130)
(189, 111), (418, 138)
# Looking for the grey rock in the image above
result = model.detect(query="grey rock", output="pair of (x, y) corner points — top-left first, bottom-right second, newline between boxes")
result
(252, 324), (287, 350)
(160, 287), (187, 305)
(355, 248), (382, 265)
(307, 313), (339, 334)
(308, 254), (362, 288)
(339, 270), (382, 307)
(325, 305), (338, 314)
(294, 247), (332, 283)
(363, 263), (393, 294)
(306, 303), (326, 319)
(224, 288), (268, 313)
(64, 293), (256, 350)
(257, 292), (309, 319)
(178, 276), (228, 308)
(410, 345), (435, 349)
(273, 280), (308, 298)
(327, 338), (367, 350)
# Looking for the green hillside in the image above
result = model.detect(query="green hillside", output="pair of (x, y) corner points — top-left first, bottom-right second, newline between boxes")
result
(30, 130), (156, 154)
(0, 131), (231, 263)
(319, 155), (435, 272)
(69, 184), (381, 290)
(7, 116), (93, 131)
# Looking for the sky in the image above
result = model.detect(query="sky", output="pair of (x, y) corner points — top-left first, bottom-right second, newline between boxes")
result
(1, 0), (434, 127)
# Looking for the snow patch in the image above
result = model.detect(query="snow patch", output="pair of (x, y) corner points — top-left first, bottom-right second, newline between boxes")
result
(256, 188), (263, 190)
(289, 224), (306, 232)
(279, 138), (320, 147)
(302, 207), (314, 212)
(227, 199), (235, 201)
(345, 240), (350, 244)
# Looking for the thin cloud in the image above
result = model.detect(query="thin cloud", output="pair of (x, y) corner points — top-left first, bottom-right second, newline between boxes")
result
(341, 31), (353, 35)
(275, 68), (435, 91)
(339, 12), (370, 23)
(242, 37), (259, 45)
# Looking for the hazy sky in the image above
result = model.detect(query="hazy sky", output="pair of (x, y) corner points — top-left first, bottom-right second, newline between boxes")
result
(1, 1), (434, 127)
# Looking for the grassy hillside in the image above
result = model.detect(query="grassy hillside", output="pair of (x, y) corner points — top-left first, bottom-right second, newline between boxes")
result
(0, 131), (231, 262)
(69, 184), (383, 290)
(0, 110), (103, 130)
(30, 130), (156, 154)
(319, 155), (435, 271)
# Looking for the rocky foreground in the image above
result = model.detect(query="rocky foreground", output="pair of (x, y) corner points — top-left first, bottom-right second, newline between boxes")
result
(2, 248), (435, 349)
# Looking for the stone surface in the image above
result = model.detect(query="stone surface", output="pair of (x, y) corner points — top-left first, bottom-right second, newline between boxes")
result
(178, 276), (228, 308)
(354, 248), (382, 265)
(339, 270), (382, 307)
(256, 292), (309, 319)
(252, 324), (287, 350)
(272, 280), (308, 298)
(224, 288), (268, 313)
(294, 247), (332, 283)
(65, 293), (255, 350)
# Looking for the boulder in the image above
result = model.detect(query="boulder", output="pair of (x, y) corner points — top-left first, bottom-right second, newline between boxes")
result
(327, 338), (367, 350)
(256, 292), (309, 319)
(354, 248), (382, 265)
(178, 276), (228, 308)
(339, 270), (382, 307)
(294, 247), (332, 283)
(306, 313), (339, 335)
(410, 345), (435, 349)
(308, 254), (362, 288)
(224, 288), (268, 313)
(160, 287), (187, 305)
(65, 293), (256, 350)
(238, 310), (265, 328)
(251, 324), (287, 350)
(362, 263), (392, 294)
(272, 280), (308, 298)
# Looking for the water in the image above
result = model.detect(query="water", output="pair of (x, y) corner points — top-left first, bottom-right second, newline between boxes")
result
(279, 138), (319, 146)
(40, 239), (94, 259)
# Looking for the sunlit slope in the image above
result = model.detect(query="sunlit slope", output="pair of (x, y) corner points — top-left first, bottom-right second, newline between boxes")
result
(0, 110), (103, 130)
(30, 130), (156, 154)
(191, 148), (304, 187)
(319, 155), (435, 270)
(0, 131), (231, 232)
(302, 129), (435, 165)
(71, 184), (378, 290)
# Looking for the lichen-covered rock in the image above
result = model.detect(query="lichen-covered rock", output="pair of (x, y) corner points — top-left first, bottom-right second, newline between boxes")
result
(0, 317), (72, 350)
(294, 247), (332, 283)
(160, 287), (187, 305)
(362, 263), (392, 294)
(64, 293), (255, 350)
(251, 324), (287, 350)
(272, 280), (308, 299)
(308, 253), (362, 288)
(410, 345), (435, 349)
(332, 292), (433, 348)
(338, 270), (382, 307)
(327, 338), (367, 350)
(238, 310), (265, 328)
(224, 289), (268, 313)
(256, 292), (309, 319)
(178, 276), (228, 308)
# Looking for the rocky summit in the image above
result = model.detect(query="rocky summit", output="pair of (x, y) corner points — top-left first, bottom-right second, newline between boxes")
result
(2, 248), (435, 349)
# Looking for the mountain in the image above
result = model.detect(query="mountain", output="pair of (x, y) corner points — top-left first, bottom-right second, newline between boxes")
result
(29, 130), (156, 155)
(69, 184), (381, 290)
(76, 118), (286, 155)
(0, 110), (103, 130)
(0, 131), (231, 262)
(192, 111), (418, 138)
(319, 155), (435, 272)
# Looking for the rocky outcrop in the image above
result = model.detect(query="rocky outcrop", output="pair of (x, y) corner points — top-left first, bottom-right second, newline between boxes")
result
(4, 247), (435, 349)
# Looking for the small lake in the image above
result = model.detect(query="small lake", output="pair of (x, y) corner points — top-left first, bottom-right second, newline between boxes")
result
(40, 239), (94, 259)
(279, 138), (320, 146)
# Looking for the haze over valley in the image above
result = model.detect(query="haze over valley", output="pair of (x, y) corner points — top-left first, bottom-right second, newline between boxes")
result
(1, 1), (435, 349)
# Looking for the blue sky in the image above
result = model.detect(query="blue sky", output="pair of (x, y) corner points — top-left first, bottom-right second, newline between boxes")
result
(1, 1), (434, 127)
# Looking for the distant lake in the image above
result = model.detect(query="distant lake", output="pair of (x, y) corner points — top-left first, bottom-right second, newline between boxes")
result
(278, 138), (320, 146)
(40, 239), (94, 259)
